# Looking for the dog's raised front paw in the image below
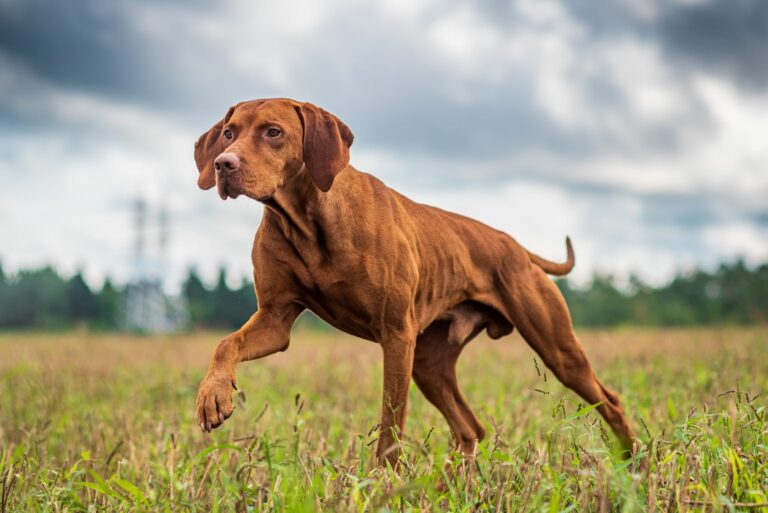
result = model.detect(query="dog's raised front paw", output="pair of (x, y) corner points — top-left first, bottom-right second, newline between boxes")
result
(196, 374), (237, 433)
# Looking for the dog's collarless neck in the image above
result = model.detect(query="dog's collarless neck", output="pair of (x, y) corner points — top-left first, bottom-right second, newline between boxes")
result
(266, 173), (326, 243)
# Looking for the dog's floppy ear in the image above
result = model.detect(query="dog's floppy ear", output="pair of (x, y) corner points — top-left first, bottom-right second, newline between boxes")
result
(297, 102), (354, 192)
(194, 106), (236, 190)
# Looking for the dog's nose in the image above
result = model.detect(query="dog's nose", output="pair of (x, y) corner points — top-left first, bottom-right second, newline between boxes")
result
(214, 153), (240, 174)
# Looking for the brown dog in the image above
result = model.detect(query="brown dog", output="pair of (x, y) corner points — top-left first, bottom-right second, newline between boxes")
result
(193, 98), (637, 464)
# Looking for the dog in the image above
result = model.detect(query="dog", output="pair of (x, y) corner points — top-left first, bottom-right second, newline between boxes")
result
(193, 98), (637, 465)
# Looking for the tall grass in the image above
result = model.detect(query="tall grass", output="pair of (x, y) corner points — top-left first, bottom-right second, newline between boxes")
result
(0, 328), (766, 511)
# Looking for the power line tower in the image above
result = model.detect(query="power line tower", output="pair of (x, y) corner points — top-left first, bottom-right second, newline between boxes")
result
(158, 205), (169, 276)
(121, 196), (188, 333)
(133, 197), (148, 279)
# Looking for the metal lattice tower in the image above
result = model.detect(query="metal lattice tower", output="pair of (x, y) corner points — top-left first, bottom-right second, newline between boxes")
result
(122, 196), (187, 333)
(132, 197), (148, 279)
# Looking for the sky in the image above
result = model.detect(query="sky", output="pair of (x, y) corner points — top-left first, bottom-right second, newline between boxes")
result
(1, 0), (767, 291)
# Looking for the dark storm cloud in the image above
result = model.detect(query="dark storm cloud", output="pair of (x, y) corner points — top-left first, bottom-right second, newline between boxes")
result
(566, 0), (768, 90)
(0, 1), (161, 101)
(0, 0), (258, 124)
(658, 0), (768, 88)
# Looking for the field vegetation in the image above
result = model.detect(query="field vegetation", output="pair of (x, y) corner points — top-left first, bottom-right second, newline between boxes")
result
(0, 327), (766, 511)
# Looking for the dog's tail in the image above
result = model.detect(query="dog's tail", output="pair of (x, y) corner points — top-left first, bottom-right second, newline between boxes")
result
(526, 236), (575, 276)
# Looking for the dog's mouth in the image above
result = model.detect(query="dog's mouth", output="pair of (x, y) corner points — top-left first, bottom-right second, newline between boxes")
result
(216, 177), (274, 203)
(216, 178), (238, 201)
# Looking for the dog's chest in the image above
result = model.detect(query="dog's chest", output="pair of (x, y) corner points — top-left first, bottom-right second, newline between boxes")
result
(297, 249), (386, 302)
(292, 244), (412, 336)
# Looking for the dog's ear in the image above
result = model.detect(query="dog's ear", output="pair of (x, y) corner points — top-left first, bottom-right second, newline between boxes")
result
(194, 106), (236, 190)
(297, 103), (354, 192)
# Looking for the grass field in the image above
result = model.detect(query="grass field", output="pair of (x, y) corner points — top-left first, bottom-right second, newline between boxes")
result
(0, 327), (766, 512)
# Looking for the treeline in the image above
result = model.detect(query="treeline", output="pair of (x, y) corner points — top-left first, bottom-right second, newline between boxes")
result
(0, 265), (120, 330)
(0, 263), (258, 330)
(0, 260), (766, 330)
(557, 260), (768, 326)
(182, 269), (256, 329)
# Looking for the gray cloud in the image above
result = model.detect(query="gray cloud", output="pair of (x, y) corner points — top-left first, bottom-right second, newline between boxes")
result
(0, 0), (674, 158)
(658, 0), (768, 89)
(566, 0), (768, 90)
(0, 0), (766, 285)
(0, 0), (269, 125)
(0, 1), (161, 102)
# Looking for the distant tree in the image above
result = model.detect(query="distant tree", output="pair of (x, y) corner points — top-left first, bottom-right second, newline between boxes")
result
(231, 278), (257, 327)
(210, 268), (231, 328)
(626, 274), (653, 324)
(559, 274), (633, 327)
(716, 260), (765, 323)
(0, 267), (69, 328)
(0, 261), (6, 294)
(96, 278), (119, 329)
(208, 268), (257, 329)
(183, 267), (210, 327)
(67, 272), (99, 324)
(0, 261), (7, 326)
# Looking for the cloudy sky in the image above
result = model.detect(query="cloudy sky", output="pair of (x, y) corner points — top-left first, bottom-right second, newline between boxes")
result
(1, 0), (766, 290)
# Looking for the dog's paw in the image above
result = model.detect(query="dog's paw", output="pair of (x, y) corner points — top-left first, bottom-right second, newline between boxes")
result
(196, 374), (237, 433)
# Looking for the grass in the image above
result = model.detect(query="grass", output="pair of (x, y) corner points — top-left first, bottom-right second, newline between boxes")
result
(0, 327), (766, 512)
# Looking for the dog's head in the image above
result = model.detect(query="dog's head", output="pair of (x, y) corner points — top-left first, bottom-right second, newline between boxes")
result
(194, 99), (354, 201)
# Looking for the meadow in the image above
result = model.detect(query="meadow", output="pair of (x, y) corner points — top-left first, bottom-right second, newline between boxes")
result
(0, 327), (766, 512)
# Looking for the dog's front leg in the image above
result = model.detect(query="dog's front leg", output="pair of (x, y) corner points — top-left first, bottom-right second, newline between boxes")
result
(196, 303), (302, 432)
(376, 336), (417, 467)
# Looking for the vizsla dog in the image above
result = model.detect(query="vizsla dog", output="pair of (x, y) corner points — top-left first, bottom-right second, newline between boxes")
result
(194, 98), (637, 465)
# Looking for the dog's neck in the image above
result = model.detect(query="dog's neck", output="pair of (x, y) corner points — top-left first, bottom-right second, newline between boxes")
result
(262, 166), (332, 244)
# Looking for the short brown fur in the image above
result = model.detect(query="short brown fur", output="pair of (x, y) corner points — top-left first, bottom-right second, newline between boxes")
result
(194, 98), (637, 465)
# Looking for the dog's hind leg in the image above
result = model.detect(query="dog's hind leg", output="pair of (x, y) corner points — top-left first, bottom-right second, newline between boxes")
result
(413, 321), (485, 456)
(501, 265), (637, 455)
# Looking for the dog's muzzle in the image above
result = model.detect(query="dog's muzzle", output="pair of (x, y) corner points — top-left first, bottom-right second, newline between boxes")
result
(214, 153), (241, 200)
(214, 152), (240, 174)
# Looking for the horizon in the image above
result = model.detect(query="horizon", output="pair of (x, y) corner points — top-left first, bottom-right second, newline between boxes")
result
(1, 251), (764, 296)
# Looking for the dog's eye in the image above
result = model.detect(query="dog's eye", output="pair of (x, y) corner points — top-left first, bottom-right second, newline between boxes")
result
(266, 127), (282, 138)
(223, 129), (233, 140)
